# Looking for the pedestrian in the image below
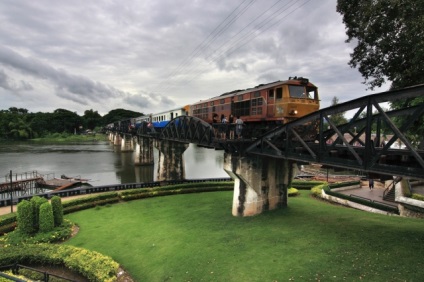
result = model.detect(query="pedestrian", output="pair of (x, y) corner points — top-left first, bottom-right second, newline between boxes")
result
(220, 115), (228, 139)
(212, 113), (219, 137)
(235, 116), (243, 139)
(369, 178), (374, 190)
(228, 114), (235, 139)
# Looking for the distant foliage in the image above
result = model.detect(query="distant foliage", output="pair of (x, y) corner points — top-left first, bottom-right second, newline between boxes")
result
(16, 200), (35, 235)
(51, 196), (64, 226)
(39, 202), (54, 233)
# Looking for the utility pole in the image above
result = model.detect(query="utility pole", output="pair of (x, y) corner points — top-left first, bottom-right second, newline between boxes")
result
(9, 170), (13, 213)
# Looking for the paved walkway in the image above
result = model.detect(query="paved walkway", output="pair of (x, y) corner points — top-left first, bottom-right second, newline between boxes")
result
(337, 183), (396, 207)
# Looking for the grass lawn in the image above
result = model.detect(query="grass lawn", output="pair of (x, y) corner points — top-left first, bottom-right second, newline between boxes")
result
(64, 191), (424, 281)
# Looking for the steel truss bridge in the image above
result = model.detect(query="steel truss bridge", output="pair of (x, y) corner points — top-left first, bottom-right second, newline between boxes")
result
(113, 84), (424, 180)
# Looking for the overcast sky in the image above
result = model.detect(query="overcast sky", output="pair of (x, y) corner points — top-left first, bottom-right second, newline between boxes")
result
(0, 0), (389, 116)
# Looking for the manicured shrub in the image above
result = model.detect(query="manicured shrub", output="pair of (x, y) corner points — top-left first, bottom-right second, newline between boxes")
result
(0, 213), (17, 234)
(51, 196), (64, 226)
(0, 244), (119, 281)
(311, 184), (326, 197)
(288, 187), (300, 197)
(16, 200), (35, 235)
(30, 196), (48, 231)
(39, 202), (54, 233)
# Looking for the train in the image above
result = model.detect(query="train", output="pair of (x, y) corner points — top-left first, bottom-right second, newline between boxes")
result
(112, 76), (320, 136)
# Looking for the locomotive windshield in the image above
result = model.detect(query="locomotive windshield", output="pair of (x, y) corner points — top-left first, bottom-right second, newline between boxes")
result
(289, 85), (317, 99)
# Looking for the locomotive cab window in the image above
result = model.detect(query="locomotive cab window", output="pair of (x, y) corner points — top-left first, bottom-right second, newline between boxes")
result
(289, 85), (307, 98)
(306, 86), (318, 100)
(276, 88), (283, 100)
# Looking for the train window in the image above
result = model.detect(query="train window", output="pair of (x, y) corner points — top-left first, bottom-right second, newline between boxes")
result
(306, 86), (317, 99)
(220, 99), (225, 104)
(289, 85), (306, 98)
(276, 88), (283, 99)
(254, 91), (260, 98)
(268, 89), (274, 99)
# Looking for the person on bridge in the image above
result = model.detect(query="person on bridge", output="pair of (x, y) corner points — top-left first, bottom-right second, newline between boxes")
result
(235, 116), (243, 139)
(229, 114), (235, 139)
(369, 178), (374, 190)
(220, 115), (228, 139)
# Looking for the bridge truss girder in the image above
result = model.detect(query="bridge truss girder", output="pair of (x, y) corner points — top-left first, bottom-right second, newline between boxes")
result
(246, 84), (424, 180)
(160, 116), (216, 147)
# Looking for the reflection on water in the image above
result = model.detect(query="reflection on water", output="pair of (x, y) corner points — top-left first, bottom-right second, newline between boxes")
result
(0, 141), (228, 187)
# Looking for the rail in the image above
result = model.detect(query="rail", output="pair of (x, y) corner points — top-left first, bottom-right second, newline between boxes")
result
(383, 176), (401, 199)
(0, 264), (76, 282)
(0, 178), (232, 207)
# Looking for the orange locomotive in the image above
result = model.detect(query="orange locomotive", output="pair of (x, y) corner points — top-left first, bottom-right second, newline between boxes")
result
(190, 77), (319, 132)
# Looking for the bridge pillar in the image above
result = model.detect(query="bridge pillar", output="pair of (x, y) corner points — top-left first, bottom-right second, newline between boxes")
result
(121, 134), (133, 152)
(155, 140), (189, 181)
(113, 133), (122, 146)
(224, 153), (297, 217)
(134, 136), (154, 166)
(109, 132), (114, 142)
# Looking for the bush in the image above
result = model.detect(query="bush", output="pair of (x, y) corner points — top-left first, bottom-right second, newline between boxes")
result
(292, 180), (326, 190)
(30, 196), (48, 232)
(288, 187), (299, 197)
(0, 214), (17, 235)
(0, 244), (119, 281)
(16, 200), (34, 235)
(51, 196), (64, 226)
(311, 184), (327, 197)
(39, 202), (54, 233)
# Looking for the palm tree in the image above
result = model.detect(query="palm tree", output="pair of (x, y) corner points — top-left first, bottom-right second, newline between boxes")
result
(8, 115), (35, 139)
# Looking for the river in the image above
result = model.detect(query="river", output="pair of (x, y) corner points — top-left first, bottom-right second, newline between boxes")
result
(0, 140), (228, 187)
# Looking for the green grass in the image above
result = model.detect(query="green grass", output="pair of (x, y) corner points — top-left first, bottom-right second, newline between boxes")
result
(64, 191), (424, 281)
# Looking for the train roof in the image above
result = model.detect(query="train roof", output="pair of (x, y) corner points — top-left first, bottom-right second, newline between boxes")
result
(194, 77), (316, 104)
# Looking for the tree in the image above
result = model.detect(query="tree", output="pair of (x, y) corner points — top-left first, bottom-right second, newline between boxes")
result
(337, 0), (424, 90)
(337, 0), (424, 148)
(8, 115), (35, 139)
(83, 109), (102, 131)
(329, 96), (347, 126)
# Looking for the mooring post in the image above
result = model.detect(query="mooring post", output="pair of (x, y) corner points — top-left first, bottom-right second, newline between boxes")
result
(9, 170), (13, 213)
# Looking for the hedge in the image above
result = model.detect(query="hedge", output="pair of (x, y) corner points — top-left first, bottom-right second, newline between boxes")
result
(16, 200), (34, 235)
(39, 202), (54, 233)
(51, 196), (64, 226)
(291, 180), (326, 190)
(0, 244), (119, 282)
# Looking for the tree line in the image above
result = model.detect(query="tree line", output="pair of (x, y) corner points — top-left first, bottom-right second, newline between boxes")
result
(0, 107), (143, 140)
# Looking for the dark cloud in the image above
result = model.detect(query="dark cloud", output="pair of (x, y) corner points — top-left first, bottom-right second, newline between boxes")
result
(0, 69), (33, 92)
(0, 0), (388, 115)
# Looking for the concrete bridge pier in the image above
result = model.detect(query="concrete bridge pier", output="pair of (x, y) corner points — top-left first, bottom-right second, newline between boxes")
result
(134, 136), (154, 166)
(224, 153), (297, 217)
(113, 133), (122, 146)
(155, 140), (189, 182)
(121, 134), (134, 152)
